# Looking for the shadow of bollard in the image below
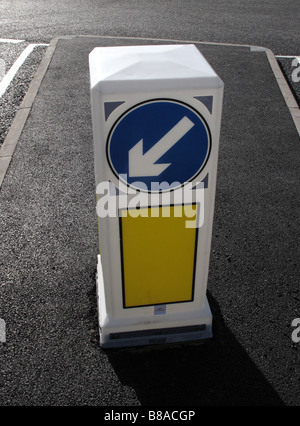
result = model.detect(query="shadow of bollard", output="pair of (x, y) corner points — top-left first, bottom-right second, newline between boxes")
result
(105, 293), (284, 406)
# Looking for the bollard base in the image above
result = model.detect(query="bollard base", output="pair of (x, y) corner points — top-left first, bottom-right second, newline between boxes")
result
(96, 256), (213, 349)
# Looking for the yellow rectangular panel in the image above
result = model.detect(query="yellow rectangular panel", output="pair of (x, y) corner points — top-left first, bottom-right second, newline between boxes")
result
(120, 204), (198, 308)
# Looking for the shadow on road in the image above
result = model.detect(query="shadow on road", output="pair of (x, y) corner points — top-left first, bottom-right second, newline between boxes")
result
(106, 293), (284, 406)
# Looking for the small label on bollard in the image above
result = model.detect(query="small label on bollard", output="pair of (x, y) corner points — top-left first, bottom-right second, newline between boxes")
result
(154, 305), (166, 315)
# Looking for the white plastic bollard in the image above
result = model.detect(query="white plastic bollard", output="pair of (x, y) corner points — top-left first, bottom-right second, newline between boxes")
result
(89, 44), (224, 348)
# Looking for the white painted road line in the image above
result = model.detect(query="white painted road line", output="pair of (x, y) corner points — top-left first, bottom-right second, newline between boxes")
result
(0, 43), (48, 98)
(0, 58), (4, 80)
(0, 38), (25, 44)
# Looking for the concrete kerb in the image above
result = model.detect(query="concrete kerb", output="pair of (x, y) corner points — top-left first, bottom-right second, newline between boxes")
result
(264, 48), (300, 135)
(250, 44), (300, 135)
(0, 35), (299, 189)
(0, 37), (59, 188)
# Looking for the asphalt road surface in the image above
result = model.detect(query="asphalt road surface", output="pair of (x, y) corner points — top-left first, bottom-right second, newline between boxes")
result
(0, 0), (299, 149)
(0, 1), (299, 408)
(0, 0), (299, 54)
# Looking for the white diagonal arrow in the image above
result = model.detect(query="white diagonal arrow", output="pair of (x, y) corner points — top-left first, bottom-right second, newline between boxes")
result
(128, 116), (195, 177)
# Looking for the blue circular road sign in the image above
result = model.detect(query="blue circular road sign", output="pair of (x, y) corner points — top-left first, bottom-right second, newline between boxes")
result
(107, 99), (211, 191)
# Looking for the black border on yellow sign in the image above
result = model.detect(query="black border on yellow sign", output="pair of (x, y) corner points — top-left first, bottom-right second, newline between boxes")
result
(119, 203), (199, 309)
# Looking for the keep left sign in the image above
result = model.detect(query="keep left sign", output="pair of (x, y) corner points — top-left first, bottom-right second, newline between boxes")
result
(107, 99), (211, 192)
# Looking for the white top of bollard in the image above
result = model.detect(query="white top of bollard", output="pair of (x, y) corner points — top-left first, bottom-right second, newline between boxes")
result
(89, 44), (223, 92)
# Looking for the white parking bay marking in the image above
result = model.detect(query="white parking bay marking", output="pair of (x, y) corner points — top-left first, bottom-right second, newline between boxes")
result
(0, 43), (48, 98)
(0, 38), (25, 44)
